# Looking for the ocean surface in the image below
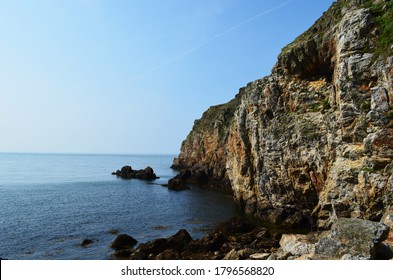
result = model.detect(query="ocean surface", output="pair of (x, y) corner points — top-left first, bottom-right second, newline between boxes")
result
(0, 153), (241, 260)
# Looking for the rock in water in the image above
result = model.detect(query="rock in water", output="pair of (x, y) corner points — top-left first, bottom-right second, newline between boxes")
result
(112, 165), (158, 180)
(111, 234), (138, 250)
(80, 239), (94, 247)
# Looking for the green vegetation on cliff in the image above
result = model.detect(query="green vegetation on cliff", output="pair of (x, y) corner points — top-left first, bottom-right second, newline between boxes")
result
(365, 0), (393, 55)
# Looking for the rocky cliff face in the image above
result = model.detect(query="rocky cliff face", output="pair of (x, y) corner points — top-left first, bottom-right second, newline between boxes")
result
(172, 0), (393, 229)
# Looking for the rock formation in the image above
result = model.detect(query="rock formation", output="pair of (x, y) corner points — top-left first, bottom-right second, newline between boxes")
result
(172, 0), (393, 229)
(112, 165), (158, 180)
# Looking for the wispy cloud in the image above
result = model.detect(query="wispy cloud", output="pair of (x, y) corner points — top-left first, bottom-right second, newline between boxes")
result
(131, 0), (295, 83)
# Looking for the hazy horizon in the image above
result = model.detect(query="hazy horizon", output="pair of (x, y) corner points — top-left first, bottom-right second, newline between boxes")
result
(0, 0), (335, 155)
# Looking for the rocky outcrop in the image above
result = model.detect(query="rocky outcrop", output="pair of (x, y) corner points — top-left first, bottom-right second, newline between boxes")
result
(113, 218), (281, 260)
(111, 216), (393, 260)
(111, 233), (138, 259)
(112, 165), (158, 180)
(171, 97), (241, 191)
(80, 239), (94, 247)
(172, 0), (393, 229)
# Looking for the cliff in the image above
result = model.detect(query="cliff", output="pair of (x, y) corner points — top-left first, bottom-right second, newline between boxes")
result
(172, 0), (393, 229)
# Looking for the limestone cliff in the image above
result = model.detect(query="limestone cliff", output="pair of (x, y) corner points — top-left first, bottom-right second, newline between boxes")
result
(172, 0), (393, 229)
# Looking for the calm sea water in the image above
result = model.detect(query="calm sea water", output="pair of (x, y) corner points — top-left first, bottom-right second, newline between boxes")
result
(0, 153), (241, 260)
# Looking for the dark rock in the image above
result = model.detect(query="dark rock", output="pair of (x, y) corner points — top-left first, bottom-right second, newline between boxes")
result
(112, 165), (158, 180)
(166, 229), (193, 251)
(113, 217), (280, 260)
(134, 238), (168, 258)
(375, 242), (393, 260)
(212, 217), (255, 236)
(113, 249), (132, 259)
(80, 239), (94, 247)
(166, 175), (190, 191)
(111, 234), (138, 250)
(121, 165), (132, 174)
(200, 232), (227, 252)
(156, 249), (180, 260)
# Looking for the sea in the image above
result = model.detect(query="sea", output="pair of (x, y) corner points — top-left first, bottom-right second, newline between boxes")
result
(0, 153), (241, 260)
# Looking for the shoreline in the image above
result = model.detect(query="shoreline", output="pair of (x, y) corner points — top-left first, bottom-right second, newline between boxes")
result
(109, 214), (393, 260)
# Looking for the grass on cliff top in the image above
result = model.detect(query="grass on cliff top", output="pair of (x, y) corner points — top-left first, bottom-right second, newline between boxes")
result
(281, 0), (393, 57)
(366, 0), (393, 56)
(191, 96), (240, 135)
(280, 1), (342, 53)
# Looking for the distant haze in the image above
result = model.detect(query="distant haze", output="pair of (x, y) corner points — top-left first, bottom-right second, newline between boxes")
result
(0, 0), (335, 154)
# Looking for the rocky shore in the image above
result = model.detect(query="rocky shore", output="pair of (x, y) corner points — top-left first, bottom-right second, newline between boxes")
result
(109, 213), (393, 260)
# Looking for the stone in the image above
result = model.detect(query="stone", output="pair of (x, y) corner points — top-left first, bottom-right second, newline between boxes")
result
(223, 248), (255, 260)
(165, 175), (190, 190)
(315, 218), (390, 259)
(279, 234), (316, 256)
(80, 239), (94, 247)
(111, 234), (138, 250)
(249, 252), (270, 260)
(381, 211), (393, 228)
(166, 229), (193, 251)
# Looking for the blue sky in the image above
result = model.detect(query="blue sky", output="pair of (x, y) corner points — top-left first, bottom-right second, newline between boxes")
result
(0, 0), (335, 154)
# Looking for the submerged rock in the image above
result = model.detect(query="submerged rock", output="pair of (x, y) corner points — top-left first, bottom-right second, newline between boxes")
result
(112, 165), (158, 180)
(107, 228), (120, 235)
(80, 239), (94, 247)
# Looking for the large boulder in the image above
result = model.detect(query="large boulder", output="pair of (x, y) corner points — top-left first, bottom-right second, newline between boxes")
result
(111, 234), (138, 250)
(129, 229), (193, 260)
(315, 218), (389, 259)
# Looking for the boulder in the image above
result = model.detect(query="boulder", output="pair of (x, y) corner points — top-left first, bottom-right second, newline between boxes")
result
(166, 229), (193, 251)
(315, 218), (390, 259)
(129, 230), (192, 260)
(111, 234), (138, 250)
(80, 239), (94, 247)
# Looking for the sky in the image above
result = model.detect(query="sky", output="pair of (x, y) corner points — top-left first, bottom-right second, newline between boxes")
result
(0, 0), (336, 155)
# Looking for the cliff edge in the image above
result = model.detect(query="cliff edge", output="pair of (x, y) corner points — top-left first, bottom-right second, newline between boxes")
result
(172, 0), (393, 229)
